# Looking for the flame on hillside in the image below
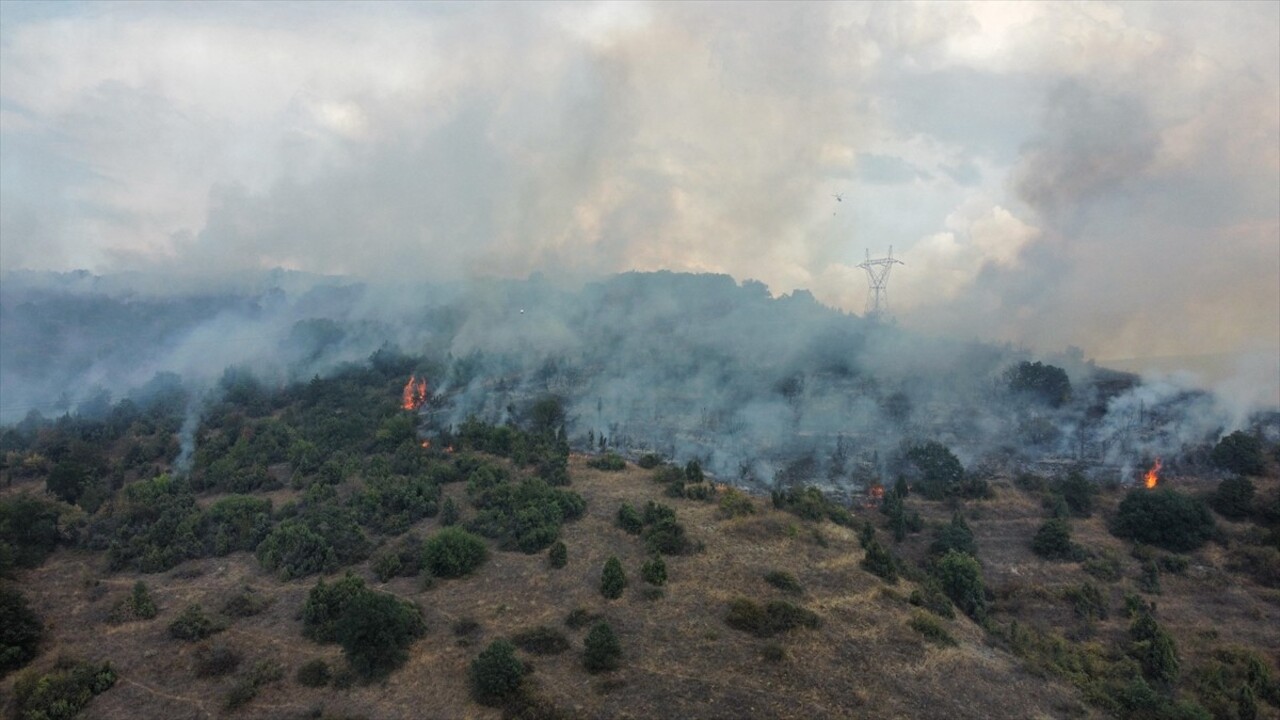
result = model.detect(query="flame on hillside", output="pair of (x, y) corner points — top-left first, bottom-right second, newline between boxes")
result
(1144, 458), (1162, 489)
(402, 375), (428, 411)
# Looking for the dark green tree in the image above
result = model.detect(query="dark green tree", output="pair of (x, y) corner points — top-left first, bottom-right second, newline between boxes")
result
(302, 574), (368, 642)
(1211, 431), (1266, 476)
(903, 442), (966, 500)
(1210, 475), (1256, 519)
(423, 527), (488, 578)
(336, 591), (425, 679)
(641, 555), (667, 586)
(1005, 361), (1071, 407)
(548, 540), (567, 569)
(469, 639), (524, 706)
(1113, 489), (1215, 552)
(0, 585), (42, 677)
(1057, 471), (1096, 518)
(930, 513), (977, 558)
(440, 496), (460, 527)
(934, 549), (987, 621)
(616, 503), (642, 534)
(1031, 518), (1077, 560)
(600, 556), (627, 599)
(861, 537), (898, 583)
(583, 621), (622, 673)
(168, 604), (221, 641)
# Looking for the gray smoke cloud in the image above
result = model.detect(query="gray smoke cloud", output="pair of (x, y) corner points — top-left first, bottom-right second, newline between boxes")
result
(1, 2), (1277, 411)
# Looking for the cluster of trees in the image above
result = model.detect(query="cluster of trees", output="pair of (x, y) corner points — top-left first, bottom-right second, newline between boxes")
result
(902, 441), (988, 500)
(464, 458), (585, 553)
(302, 574), (425, 679)
(1005, 360), (1072, 408)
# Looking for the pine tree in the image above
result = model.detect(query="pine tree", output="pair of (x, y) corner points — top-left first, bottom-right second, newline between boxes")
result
(583, 621), (621, 673)
(600, 556), (627, 599)
(641, 555), (667, 586)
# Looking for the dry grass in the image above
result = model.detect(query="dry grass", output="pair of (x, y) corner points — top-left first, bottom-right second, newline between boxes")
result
(10, 460), (1278, 719)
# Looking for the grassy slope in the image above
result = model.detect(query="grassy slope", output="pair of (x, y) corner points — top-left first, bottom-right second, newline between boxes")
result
(6, 459), (1278, 719)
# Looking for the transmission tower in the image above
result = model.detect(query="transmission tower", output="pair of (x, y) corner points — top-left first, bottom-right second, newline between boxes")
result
(857, 246), (904, 320)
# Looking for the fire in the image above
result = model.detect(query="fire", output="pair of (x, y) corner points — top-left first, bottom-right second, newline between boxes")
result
(421, 440), (431, 449)
(1144, 458), (1162, 489)
(402, 375), (428, 411)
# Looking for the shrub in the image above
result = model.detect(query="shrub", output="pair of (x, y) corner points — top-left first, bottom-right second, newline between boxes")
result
(909, 579), (955, 619)
(641, 555), (667, 586)
(169, 604), (222, 642)
(1211, 431), (1266, 476)
(0, 494), (64, 570)
(583, 622), (622, 673)
(565, 607), (601, 630)
(934, 549), (987, 621)
(1113, 489), (1215, 553)
(718, 488), (755, 518)
(861, 538), (898, 583)
(1211, 476), (1256, 520)
(511, 626), (571, 655)
(302, 573), (368, 642)
(548, 540), (567, 569)
(109, 581), (158, 623)
(637, 453), (662, 469)
(1065, 582), (1109, 622)
(1031, 518), (1079, 560)
(440, 496), (460, 527)
(470, 639), (525, 706)
(193, 642), (242, 678)
(616, 503), (643, 534)
(588, 453), (626, 471)
(1005, 360), (1071, 407)
(909, 612), (957, 646)
(931, 513), (977, 558)
(295, 658), (330, 687)
(224, 658), (283, 710)
(0, 586), (42, 677)
(763, 570), (802, 595)
(724, 598), (819, 638)
(1083, 550), (1123, 582)
(336, 590), (425, 679)
(423, 527), (488, 578)
(761, 642), (787, 662)
(1057, 471), (1096, 518)
(903, 442), (967, 500)
(1130, 609), (1179, 684)
(12, 657), (116, 720)
(221, 585), (272, 617)
(600, 556), (627, 599)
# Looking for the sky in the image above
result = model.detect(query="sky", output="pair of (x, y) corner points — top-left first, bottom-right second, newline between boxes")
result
(1, 1), (1277, 402)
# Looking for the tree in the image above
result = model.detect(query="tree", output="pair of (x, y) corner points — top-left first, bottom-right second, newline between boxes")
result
(1113, 489), (1215, 552)
(548, 540), (567, 569)
(440, 496), (460, 527)
(903, 442), (966, 500)
(169, 604), (221, 641)
(423, 527), (488, 578)
(336, 590), (425, 679)
(0, 585), (42, 677)
(930, 513), (977, 558)
(1211, 475), (1256, 519)
(583, 621), (622, 673)
(470, 639), (524, 706)
(1006, 361), (1071, 407)
(1130, 608), (1179, 684)
(934, 549), (987, 621)
(46, 461), (88, 505)
(1211, 431), (1266, 476)
(860, 537), (898, 583)
(1031, 518), (1077, 560)
(617, 503), (643, 534)
(1057, 471), (1096, 518)
(600, 556), (627, 599)
(641, 555), (667, 586)
(302, 574), (368, 642)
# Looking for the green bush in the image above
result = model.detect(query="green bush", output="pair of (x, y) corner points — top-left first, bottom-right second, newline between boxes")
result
(934, 549), (987, 621)
(1083, 550), (1123, 582)
(511, 626), (571, 655)
(336, 590), (425, 679)
(583, 622), (622, 673)
(440, 496), (460, 527)
(295, 658), (330, 687)
(12, 657), (117, 720)
(718, 488), (756, 518)
(908, 579), (955, 619)
(1057, 471), (1096, 518)
(637, 453), (662, 469)
(617, 503), (643, 534)
(724, 598), (820, 638)
(470, 639), (525, 706)
(0, 585), (42, 677)
(1064, 582), (1109, 622)
(1113, 489), (1215, 553)
(221, 586), (272, 618)
(423, 527), (488, 579)
(1130, 609), (1179, 684)
(903, 441), (968, 500)
(1006, 360), (1071, 407)
(302, 574), (369, 642)
(763, 570), (803, 595)
(0, 494), (64, 571)
(600, 556), (627, 599)
(109, 581), (158, 623)
(1211, 431), (1266, 476)
(641, 555), (667, 586)
(588, 452), (626, 471)
(564, 608), (602, 630)
(224, 658), (283, 710)
(861, 537), (898, 583)
(548, 540), (567, 569)
(1211, 476), (1256, 519)
(1031, 518), (1079, 560)
(909, 612), (957, 646)
(169, 604), (222, 642)
(193, 642), (242, 678)
(931, 513), (977, 558)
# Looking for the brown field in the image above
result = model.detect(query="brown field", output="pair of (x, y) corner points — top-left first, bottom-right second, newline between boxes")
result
(4, 458), (1279, 720)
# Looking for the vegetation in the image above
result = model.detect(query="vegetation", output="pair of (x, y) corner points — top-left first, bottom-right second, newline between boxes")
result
(423, 527), (488, 578)
(548, 540), (567, 568)
(582, 622), (622, 673)
(0, 494), (65, 573)
(600, 555), (627, 599)
(1211, 475), (1256, 519)
(109, 581), (158, 622)
(1056, 471), (1096, 518)
(224, 658), (283, 710)
(336, 589), (426, 679)
(511, 626), (571, 655)
(588, 452), (626, 471)
(903, 442), (980, 500)
(168, 603), (222, 641)
(909, 612), (957, 646)
(1, 585), (43, 677)
(934, 550), (987, 622)
(724, 598), (820, 638)
(1211, 431), (1267, 476)
(11, 657), (117, 720)
(1006, 360), (1071, 407)
(296, 658), (331, 687)
(1113, 488), (1216, 552)
(641, 554), (667, 586)
(193, 643), (242, 678)
(771, 485), (854, 526)
(470, 639), (525, 705)
(763, 570), (803, 595)
(1031, 518), (1080, 560)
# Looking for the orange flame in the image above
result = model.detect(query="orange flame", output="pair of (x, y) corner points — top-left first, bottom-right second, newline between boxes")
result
(421, 440), (431, 449)
(868, 484), (885, 499)
(402, 375), (428, 411)
(1144, 458), (1161, 489)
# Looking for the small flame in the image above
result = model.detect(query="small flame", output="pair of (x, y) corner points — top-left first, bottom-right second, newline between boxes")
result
(1144, 458), (1162, 489)
(868, 484), (885, 499)
(402, 375), (428, 411)
(421, 440), (431, 449)
(445, 445), (455, 454)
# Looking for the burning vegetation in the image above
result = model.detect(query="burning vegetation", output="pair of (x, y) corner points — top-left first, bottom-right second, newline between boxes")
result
(1144, 458), (1162, 489)
(402, 375), (428, 411)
